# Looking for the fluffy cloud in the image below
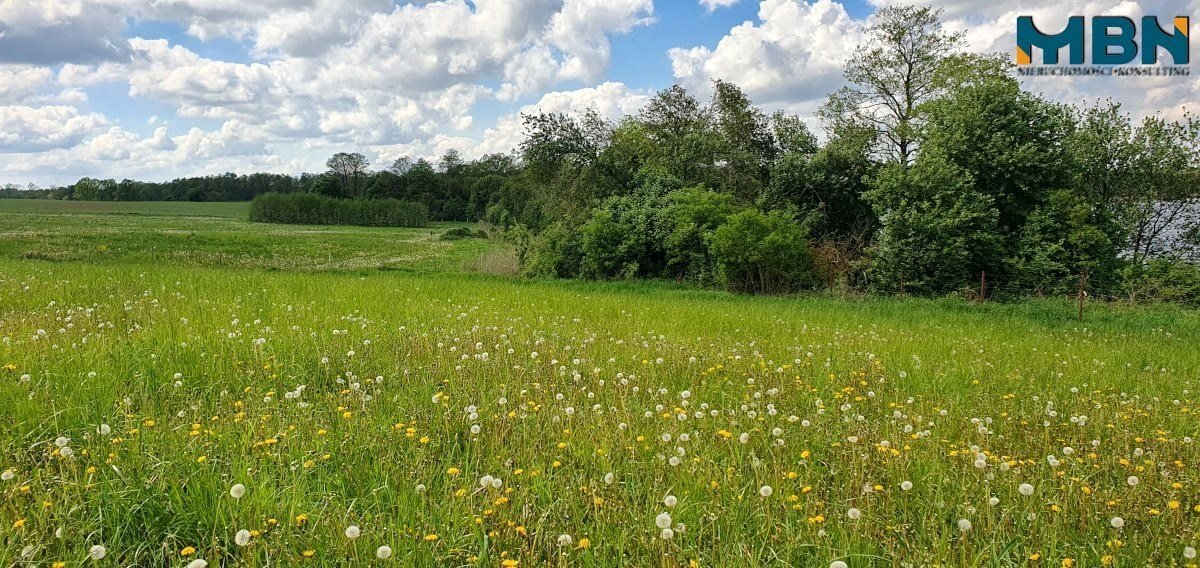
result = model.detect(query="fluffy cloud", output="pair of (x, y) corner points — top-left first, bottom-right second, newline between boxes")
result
(699, 0), (744, 11)
(0, 0), (131, 64)
(670, 0), (864, 107)
(0, 105), (107, 152)
(0, 65), (54, 104)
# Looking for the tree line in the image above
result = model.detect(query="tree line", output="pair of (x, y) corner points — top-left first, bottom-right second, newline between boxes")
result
(3, 6), (1198, 303)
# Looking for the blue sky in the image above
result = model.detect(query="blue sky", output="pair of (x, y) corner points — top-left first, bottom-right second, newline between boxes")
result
(0, 0), (1195, 186)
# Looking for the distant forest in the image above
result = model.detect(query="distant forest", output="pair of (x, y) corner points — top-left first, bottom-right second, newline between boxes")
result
(4, 6), (1199, 304)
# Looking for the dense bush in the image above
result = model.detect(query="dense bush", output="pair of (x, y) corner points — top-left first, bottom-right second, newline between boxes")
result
(710, 209), (815, 294)
(249, 192), (428, 227)
(1122, 259), (1200, 306)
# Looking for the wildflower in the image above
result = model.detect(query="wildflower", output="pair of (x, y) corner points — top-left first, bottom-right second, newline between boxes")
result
(655, 512), (672, 529)
(1110, 517), (1124, 529)
(664, 495), (678, 507)
(89, 545), (106, 560)
(1184, 546), (1196, 560)
(900, 481), (913, 491)
(557, 534), (573, 547)
(376, 545), (393, 559)
(424, 534), (438, 541)
(229, 483), (246, 499)
(0, 470), (12, 481)
(185, 561), (207, 568)
(345, 525), (361, 539)
(957, 519), (972, 532)
(847, 508), (861, 520)
(577, 538), (591, 550)
(55, 436), (69, 448)
(759, 485), (773, 498)
(235, 530), (251, 546)
(1126, 476), (1139, 487)
(831, 562), (848, 568)
(661, 528), (675, 539)
(1019, 483), (1035, 496)
(181, 546), (196, 556)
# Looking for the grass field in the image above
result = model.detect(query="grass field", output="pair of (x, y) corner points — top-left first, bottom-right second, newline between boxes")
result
(0, 200), (508, 273)
(0, 201), (1198, 567)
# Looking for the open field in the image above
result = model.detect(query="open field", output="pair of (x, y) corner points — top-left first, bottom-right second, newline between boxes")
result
(1, 202), (1198, 566)
(0, 200), (506, 273)
(0, 200), (252, 218)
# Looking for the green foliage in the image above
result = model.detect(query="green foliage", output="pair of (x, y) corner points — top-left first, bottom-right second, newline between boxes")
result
(1008, 189), (1122, 296)
(520, 221), (582, 278)
(866, 156), (1001, 295)
(661, 187), (739, 284)
(1122, 258), (1200, 306)
(578, 185), (671, 279)
(709, 209), (814, 294)
(249, 192), (428, 227)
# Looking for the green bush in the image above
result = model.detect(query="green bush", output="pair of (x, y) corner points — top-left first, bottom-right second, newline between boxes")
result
(521, 222), (583, 278)
(249, 193), (428, 227)
(709, 209), (815, 294)
(1122, 259), (1200, 306)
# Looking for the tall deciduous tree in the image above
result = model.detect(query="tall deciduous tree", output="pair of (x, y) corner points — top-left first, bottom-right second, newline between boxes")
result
(821, 5), (964, 166)
(326, 152), (370, 198)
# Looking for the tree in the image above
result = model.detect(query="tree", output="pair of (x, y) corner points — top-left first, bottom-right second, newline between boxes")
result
(920, 67), (1073, 240)
(763, 124), (877, 240)
(326, 152), (370, 198)
(709, 80), (776, 201)
(866, 154), (1002, 295)
(821, 6), (964, 165)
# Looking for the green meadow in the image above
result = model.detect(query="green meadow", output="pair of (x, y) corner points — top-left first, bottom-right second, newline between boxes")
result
(0, 201), (1197, 567)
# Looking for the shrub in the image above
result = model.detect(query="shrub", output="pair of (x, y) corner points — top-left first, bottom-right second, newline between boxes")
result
(521, 222), (582, 278)
(250, 193), (428, 227)
(1122, 259), (1200, 306)
(709, 209), (815, 294)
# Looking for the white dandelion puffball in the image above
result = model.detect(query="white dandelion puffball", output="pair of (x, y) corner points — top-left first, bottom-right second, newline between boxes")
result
(759, 485), (773, 498)
(664, 495), (678, 507)
(229, 483), (246, 499)
(847, 508), (861, 520)
(1110, 517), (1124, 529)
(185, 560), (207, 568)
(557, 534), (573, 547)
(1018, 483), (1035, 496)
(1126, 476), (1139, 486)
(1184, 546), (1196, 560)
(345, 525), (361, 539)
(660, 528), (675, 539)
(831, 562), (849, 568)
(89, 545), (107, 560)
(958, 519), (972, 532)
(377, 545), (393, 559)
(655, 512), (673, 529)
(989, 497), (1000, 506)
(59, 447), (74, 458)
(54, 436), (70, 448)
(900, 480), (913, 491)
(235, 529), (251, 546)
(98, 424), (111, 436)
(416, 483), (427, 493)
(1, 470), (13, 481)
